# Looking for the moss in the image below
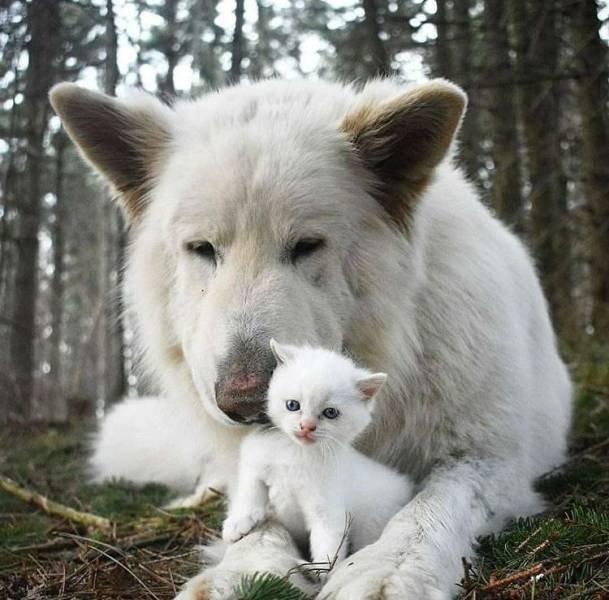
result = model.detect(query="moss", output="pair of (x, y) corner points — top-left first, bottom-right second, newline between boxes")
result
(0, 513), (50, 548)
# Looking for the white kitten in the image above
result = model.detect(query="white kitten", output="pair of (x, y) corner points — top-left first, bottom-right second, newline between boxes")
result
(222, 341), (413, 568)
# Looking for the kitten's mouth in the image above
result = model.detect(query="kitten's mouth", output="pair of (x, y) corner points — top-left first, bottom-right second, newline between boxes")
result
(295, 431), (316, 444)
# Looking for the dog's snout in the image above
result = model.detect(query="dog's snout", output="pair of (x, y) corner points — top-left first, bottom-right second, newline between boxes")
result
(215, 339), (276, 424)
(221, 373), (268, 395)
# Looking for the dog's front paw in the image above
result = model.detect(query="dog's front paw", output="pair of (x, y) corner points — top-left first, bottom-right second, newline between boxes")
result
(176, 521), (319, 600)
(318, 545), (447, 600)
(222, 508), (266, 542)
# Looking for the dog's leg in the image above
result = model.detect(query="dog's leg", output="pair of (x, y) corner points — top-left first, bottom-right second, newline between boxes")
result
(318, 460), (544, 600)
(175, 521), (319, 600)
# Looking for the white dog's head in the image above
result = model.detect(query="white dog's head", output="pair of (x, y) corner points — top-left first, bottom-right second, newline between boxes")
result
(49, 79), (465, 427)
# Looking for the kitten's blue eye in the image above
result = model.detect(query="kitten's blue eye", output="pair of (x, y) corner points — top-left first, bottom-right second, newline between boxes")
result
(286, 400), (300, 411)
(322, 407), (339, 419)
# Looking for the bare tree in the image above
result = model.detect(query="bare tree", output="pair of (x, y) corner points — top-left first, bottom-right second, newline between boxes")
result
(566, 0), (609, 335)
(230, 0), (246, 82)
(484, 0), (523, 229)
(49, 132), (68, 420)
(362, 0), (391, 76)
(159, 0), (179, 96)
(9, 0), (61, 416)
(510, 0), (570, 328)
(100, 0), (127, 408)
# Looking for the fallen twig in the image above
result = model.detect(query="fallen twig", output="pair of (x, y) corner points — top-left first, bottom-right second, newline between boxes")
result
(0, 474), (111, 530)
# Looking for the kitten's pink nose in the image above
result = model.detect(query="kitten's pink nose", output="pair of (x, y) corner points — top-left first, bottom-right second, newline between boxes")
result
(300, 420), (317, 433)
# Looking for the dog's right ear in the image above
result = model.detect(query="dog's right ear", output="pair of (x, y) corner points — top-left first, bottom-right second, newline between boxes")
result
(49, 83), (172, 221)
(340, 80), (466, 230)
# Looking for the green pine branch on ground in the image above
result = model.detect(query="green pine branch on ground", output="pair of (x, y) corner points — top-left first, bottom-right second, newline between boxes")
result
(236, 573), (312, 600)
(0, 348), (608, 599)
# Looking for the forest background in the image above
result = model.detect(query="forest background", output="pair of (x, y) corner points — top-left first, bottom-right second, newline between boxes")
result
(1, 1), (609, 599)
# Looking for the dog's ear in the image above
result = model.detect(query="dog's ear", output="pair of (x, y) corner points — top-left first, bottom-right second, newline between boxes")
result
(340, 79), (466, 228)
(49, 83), (172, 221)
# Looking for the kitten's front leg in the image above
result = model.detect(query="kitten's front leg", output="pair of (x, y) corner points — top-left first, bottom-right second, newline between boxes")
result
(223, 465), (269, 543)
(305, 492), (349, 569)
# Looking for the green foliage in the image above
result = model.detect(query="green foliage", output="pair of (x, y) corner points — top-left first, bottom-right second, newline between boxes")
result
(0, 513), (49, 548)
(235, 572), (312, 600)
(461, 373), (609, 598)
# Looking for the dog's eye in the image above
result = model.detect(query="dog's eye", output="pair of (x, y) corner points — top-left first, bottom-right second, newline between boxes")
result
(186, 241), (216, 264)
(290, 238), (325, 262)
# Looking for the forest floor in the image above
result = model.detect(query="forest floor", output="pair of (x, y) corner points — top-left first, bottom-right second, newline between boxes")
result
(1, 351), (608, 600)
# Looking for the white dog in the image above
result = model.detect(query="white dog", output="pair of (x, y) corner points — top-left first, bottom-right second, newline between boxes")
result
(50, 77), (572, 599)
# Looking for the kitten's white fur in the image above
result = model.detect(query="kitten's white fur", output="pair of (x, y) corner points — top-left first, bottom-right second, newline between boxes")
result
(223, 342), (413, 567)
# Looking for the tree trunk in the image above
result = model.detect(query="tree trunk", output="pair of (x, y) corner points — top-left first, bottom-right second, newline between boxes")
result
(434, 0), (453, 78)
(159, 0), (178, 95)
(484, 0), (523, 230)
(451, 0), (479, 182)
(566, 0), (609, 335)
(230, 0), (245, 83)
(49, 133), (68, 421)
(102, 0), (127, 407)
(361, 0), (391, 77)
(510, 0), (570, 330)
(9, 0), (61, 417)
(252, 0), (272, 79)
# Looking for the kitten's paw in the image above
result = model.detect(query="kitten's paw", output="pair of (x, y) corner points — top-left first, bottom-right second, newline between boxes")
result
(222, 508), (266, 542)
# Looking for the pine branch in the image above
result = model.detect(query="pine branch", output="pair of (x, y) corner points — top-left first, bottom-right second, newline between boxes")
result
(235, 572), (312, 600)
(0, 474), (112, 530)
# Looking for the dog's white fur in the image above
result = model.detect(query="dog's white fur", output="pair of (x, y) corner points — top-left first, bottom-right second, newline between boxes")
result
(50, 78), (572, 599)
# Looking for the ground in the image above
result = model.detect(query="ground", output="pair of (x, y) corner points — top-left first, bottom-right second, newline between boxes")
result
(1, 349), (608, 600)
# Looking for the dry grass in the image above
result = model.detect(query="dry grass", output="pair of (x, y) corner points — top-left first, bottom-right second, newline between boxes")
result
(1, 351), (608, 599)
(0, 423), (222, 599)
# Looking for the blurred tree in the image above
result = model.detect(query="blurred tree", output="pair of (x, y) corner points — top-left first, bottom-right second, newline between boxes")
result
(49, 130), (68, 420)
(9, 0), (61, 418)
(510, 0), (571, 329)
(362, 0), (391, 76)
(483, 0), (523, 230)
(231, 0), (245, 82)
(566, 0), (609, 336)
(1, 0), (608, 421)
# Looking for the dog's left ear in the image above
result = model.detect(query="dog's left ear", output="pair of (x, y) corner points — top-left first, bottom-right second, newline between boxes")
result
(340, 79), (466, 228)
(49, 83), (172, 222)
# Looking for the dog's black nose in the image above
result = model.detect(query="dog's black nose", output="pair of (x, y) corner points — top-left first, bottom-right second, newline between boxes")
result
(215, 338), (275, 424)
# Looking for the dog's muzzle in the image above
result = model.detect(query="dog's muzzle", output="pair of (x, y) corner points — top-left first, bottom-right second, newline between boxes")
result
(215, 340), (275, 424)
(215, 375), (270, 424)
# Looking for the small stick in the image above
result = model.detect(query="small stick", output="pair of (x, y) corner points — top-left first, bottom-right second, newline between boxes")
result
(0, 475), (111, 530)
(515, 526), (543, 553)
(479, 563), (546, 593)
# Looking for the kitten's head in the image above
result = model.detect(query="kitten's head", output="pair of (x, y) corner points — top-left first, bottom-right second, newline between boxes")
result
(266, 340), (386, 447)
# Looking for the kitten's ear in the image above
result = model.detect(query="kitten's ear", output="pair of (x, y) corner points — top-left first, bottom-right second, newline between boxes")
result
(356, 373), (387, 400)
(270, 339), (295, 365)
